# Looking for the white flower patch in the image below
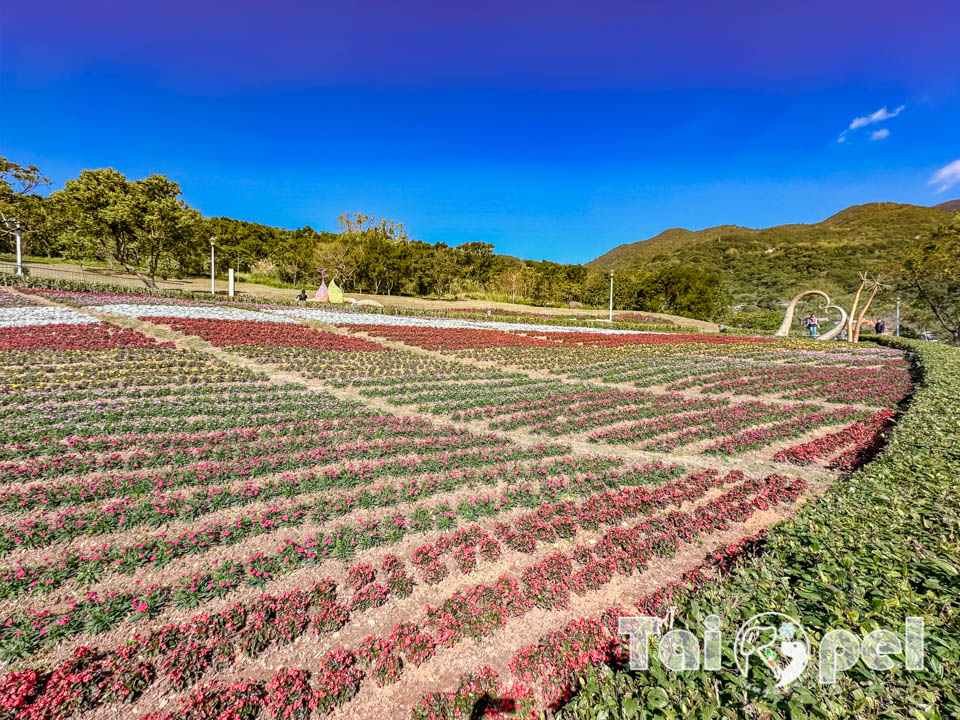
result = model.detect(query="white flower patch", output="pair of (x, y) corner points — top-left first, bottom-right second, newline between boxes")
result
(267, 307), (650, 335)
(95, 304), (300, 323)
(0, 306), (99, 328)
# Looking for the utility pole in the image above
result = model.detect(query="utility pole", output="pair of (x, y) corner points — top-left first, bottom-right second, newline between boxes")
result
(209, 237), (216, 295)
(895, 296), (900, 337)
(608, 270), (614, 322)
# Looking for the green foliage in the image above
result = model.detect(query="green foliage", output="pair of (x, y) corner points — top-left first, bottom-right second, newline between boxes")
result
(723, 309), (783, 333)
(636, 265), (726, 321)
(0, 157), (49, 207)
(895, 217), (960, 344)
(558, 337), (960, 719)
(21, 154), (955, 325)
(1, 155), (730, 317)
(588, 202), (957, 312)
(194, 216), (330, 287)
(50, 168), (200, 288)
(0, 156), (58, 257)
(530, 261), (589, 306)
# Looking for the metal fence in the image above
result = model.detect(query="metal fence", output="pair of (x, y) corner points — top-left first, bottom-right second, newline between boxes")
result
(0, 262), (95, 283)
(0, 262), (159, 287)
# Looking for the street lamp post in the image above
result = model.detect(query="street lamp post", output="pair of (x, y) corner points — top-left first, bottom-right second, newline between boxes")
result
(209, 237), (216, 295)
(1, 218), (23, 276)
(895, 296), (900, 337)
(12, 221), (22, 277)
(608, 271), (614, 323)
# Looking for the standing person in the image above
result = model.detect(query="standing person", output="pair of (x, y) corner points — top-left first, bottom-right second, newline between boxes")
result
(806, 314), (819, 339)
(297, 289), (307, 302)
(875, 319), (885, 335)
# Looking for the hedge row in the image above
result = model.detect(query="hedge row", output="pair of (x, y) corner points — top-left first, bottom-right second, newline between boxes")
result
(558, 337), (960, 719)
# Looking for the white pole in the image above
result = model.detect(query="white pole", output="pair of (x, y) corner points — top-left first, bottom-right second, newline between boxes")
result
(895, 296), (900, 337)
(228, 268), (235, 297)
(608, 271), (614, 322)
(14, 223), (23, 277)
(210, 239), (216, 295)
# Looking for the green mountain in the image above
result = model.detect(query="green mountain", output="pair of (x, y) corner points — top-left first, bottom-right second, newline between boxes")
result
(587, 201), (959, 308)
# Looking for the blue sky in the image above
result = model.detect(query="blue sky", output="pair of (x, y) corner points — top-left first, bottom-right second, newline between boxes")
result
(2, 1), (958, 264)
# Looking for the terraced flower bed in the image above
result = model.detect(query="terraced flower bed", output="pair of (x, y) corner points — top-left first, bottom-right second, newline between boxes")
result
(0, 286), (927, 720)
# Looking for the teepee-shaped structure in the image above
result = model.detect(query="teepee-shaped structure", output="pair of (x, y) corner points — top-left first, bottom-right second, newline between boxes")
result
(328, 278), (344, 304)
(315, 269), (330, 302)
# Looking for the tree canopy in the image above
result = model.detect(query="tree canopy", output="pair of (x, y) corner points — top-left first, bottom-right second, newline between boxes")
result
(895, 217), (960, 344)
(52, 169), (199, 288)
(0, 154), (739, 321)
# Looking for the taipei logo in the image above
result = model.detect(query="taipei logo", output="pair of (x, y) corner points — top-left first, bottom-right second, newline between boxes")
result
(734, 612), (811, 688)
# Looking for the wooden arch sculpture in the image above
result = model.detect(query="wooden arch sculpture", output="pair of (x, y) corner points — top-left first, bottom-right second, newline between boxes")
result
(774, 290), (848, 341)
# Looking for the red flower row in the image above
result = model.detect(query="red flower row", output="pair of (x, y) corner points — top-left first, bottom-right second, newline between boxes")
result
(0, 324), (173, 351)
(772, 410), (895, 467)
(411, 666), (534, 720)
(144, 318), (387, 351)
(342, 324), (560, 350)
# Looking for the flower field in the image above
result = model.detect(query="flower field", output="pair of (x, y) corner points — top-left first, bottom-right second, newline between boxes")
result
(0, 286), (923, 720)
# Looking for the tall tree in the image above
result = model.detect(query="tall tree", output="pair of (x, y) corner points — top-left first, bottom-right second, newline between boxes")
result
(0, 156), (52, 256)
(315, 239), (360, 291)
(0, 156), (49, 205)
(897, 218), (960, 345)
(427, 244), (459, 299)
(133, 175), (200, 281)
(636, 265), (726, 320)
(458, 242), (497, 288)
(491, 264), (538, 304)
(54, 169), (196, 288)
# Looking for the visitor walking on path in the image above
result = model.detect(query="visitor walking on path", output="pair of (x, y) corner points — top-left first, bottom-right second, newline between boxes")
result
(805, 314), (819, 339)
(875, 319), (885, 335)
(297, 289), (308, 302)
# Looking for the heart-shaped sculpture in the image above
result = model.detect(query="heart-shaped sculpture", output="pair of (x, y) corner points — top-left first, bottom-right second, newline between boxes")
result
(774, 290), (846, 341)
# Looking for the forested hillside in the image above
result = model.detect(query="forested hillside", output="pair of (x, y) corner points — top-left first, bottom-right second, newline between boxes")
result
(589, 202), (957, 308)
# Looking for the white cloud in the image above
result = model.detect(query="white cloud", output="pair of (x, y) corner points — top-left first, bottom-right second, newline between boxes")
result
(929, 159), (960, 193)
(837, 105), (905, 143)
(849, 105), (905, 130)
